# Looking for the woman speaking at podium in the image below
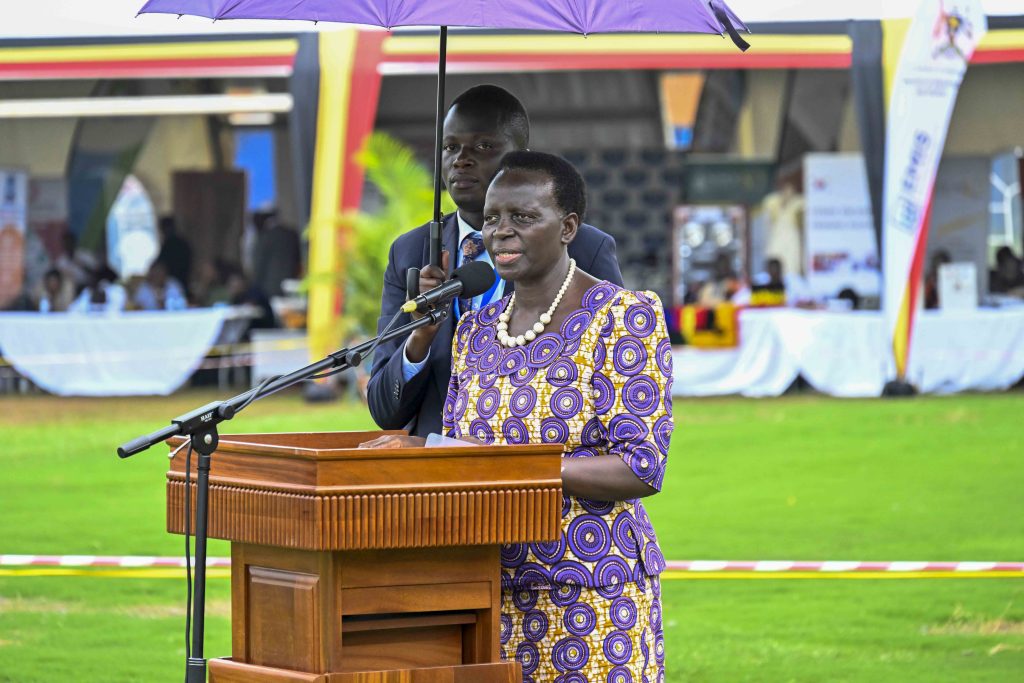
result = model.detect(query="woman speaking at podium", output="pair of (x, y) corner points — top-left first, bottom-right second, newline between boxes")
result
(364, 151), (672, 680)
(446, 152), (673, 681)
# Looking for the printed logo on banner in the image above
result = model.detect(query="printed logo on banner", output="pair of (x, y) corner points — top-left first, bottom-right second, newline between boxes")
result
(932, 5), (974, 60)
(895, 132), (932, 235)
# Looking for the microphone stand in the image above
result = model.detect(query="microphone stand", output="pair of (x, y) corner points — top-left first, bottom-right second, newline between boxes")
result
(117, 305), (450, 683)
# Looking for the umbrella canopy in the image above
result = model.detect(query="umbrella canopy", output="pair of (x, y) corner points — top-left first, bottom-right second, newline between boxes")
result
(139, 0), (748, 269)
(139, 0), (746, 36)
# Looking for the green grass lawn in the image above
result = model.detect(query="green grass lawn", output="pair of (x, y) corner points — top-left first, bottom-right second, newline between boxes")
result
(1, 390), (1022, 681)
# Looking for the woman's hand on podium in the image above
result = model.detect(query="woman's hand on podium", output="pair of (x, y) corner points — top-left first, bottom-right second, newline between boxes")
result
(358, 435), (427, 449)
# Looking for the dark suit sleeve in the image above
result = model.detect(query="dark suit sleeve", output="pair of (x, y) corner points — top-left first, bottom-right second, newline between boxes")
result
(588, 234), (624, 287)
(365, 239), (434, 430)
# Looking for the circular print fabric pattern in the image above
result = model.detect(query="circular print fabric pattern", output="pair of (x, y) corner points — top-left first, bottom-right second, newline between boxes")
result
(499, 346), (528, 376)
(540, 418), (570, 444)
(562, 602), (597, 637)
(469, 418), (494, 443)
(561, 309), (594, 341)
(582, 282), (617, 310)
(624, 303), (657, 337)
(469, 324), (495, 356)
(551, 636), (589, 672)
(550, 387), (583, 419)
(476, 387), (501, 420)
(567, 515), (612, 562)
(510, 386), (538, 418)
(547, 358), (579, 387)
(613, 336), (648, 376)
(622, 375), (660, 417)
(529, 334), (565, 367)
(502, 416), (530, 444)
(522, 610), (549, 643)
(604, 631), (633, 665)
(478, 300), (503, 325)
(477, 343), (501, 374)
(532, 535), (567, 564)
(611, 596), (639, 630)
(608, 414), (650, 443)
(592, 371), (615, 414)
(510, 365), (539, 387)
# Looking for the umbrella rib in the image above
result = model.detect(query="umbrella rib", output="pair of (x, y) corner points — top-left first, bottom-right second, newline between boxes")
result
(219, 1), (246, 20)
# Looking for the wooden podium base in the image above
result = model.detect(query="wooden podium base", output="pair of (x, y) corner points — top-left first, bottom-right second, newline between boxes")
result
(163, 432), (558, 683)
(216, 542), (520, 682)
(208, 658), (520, 683)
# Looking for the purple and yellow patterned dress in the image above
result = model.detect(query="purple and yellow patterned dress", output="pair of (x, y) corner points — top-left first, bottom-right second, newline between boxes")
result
(443, 281), (673, 683)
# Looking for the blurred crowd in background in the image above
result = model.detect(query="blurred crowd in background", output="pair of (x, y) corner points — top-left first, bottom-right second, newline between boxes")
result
(6, 210), (299, 331)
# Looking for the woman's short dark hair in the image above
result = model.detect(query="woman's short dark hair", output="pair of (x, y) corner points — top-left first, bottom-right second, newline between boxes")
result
(497, 151), (587, 221)
(449, 85), (530, 149)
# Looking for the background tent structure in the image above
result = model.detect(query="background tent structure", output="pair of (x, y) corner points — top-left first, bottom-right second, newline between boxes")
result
(3, 0), (1024, 359)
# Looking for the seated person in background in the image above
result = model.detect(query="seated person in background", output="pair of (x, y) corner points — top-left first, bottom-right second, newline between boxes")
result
(836, 287), (861, 311)
(54, 232), (97, 293)
(70, 265), (127, 314)
(989, 246), (1024, 296)
(133, 260), (187, 311)
(37, 268), (73, 313)
(253, 212), (301, 298)
(924, 249), (952, 309)
(156, 215), (193, 297)
(191, 258), (233, 307)
(226, 267), (276, 329)
(698, 252), (749, 306)
(750, 257), (813, 307)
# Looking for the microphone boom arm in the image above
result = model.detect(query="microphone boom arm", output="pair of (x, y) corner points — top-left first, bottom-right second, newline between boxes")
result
(117, 305), (451, 459)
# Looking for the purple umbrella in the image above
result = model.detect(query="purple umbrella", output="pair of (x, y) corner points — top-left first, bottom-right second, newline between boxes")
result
(139, 0), (749, 267)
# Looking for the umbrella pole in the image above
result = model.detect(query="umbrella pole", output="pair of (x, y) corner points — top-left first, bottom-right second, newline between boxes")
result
(429, 26), (448, 269)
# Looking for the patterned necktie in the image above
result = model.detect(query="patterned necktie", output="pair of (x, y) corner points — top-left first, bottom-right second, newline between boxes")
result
(459, 232), (486, 312)
(461, 231), (486, 262)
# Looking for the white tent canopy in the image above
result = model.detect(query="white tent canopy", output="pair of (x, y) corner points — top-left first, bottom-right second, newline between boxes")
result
(4, 0), (1023, 42)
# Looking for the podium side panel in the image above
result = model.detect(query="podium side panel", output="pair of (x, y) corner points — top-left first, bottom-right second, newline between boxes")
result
(248, 566), (321, 671)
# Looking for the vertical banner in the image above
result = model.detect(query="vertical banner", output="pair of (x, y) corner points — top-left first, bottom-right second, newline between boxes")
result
(306, 29), (385, 362)
(0, 168), (29, 308)
(883, 0), (986, 381)
(804, 153), (881, 300)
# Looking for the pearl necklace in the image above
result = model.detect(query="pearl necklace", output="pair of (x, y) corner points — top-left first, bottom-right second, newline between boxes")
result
(496, 259), (576, 348)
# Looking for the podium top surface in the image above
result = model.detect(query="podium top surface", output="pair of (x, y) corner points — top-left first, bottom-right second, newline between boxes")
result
(167, 431), (563, 494)
(166, 431), (564, 549)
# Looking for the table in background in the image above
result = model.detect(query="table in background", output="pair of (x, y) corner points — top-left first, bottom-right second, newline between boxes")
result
(673, 307), (1024, 397)
(0, 308), (229, 396)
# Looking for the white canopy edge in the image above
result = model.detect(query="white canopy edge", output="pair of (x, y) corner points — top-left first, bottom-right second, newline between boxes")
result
(3, 0), (1023, 42)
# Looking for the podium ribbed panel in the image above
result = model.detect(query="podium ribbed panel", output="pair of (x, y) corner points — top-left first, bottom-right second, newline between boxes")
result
(168, 481), (561, 551)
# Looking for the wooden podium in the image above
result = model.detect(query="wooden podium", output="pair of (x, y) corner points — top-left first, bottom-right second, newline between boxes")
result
(166, 431), (562, 682)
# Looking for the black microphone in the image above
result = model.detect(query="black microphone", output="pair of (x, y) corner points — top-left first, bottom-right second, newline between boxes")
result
(400, 261), (495, 313)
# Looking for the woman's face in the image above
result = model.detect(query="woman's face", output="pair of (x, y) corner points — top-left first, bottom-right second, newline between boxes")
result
(482, 169), (578, 282)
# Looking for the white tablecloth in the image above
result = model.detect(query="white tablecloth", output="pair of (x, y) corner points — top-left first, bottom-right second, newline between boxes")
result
(0, 309), (228, 396)
(673, 308), (1024, 397)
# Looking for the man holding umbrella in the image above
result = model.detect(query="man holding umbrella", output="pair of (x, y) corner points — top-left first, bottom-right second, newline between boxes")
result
(366, 85), (624, 436)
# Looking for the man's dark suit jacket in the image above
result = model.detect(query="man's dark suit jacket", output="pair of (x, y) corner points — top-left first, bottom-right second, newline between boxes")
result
(367, 213), (624, 437)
